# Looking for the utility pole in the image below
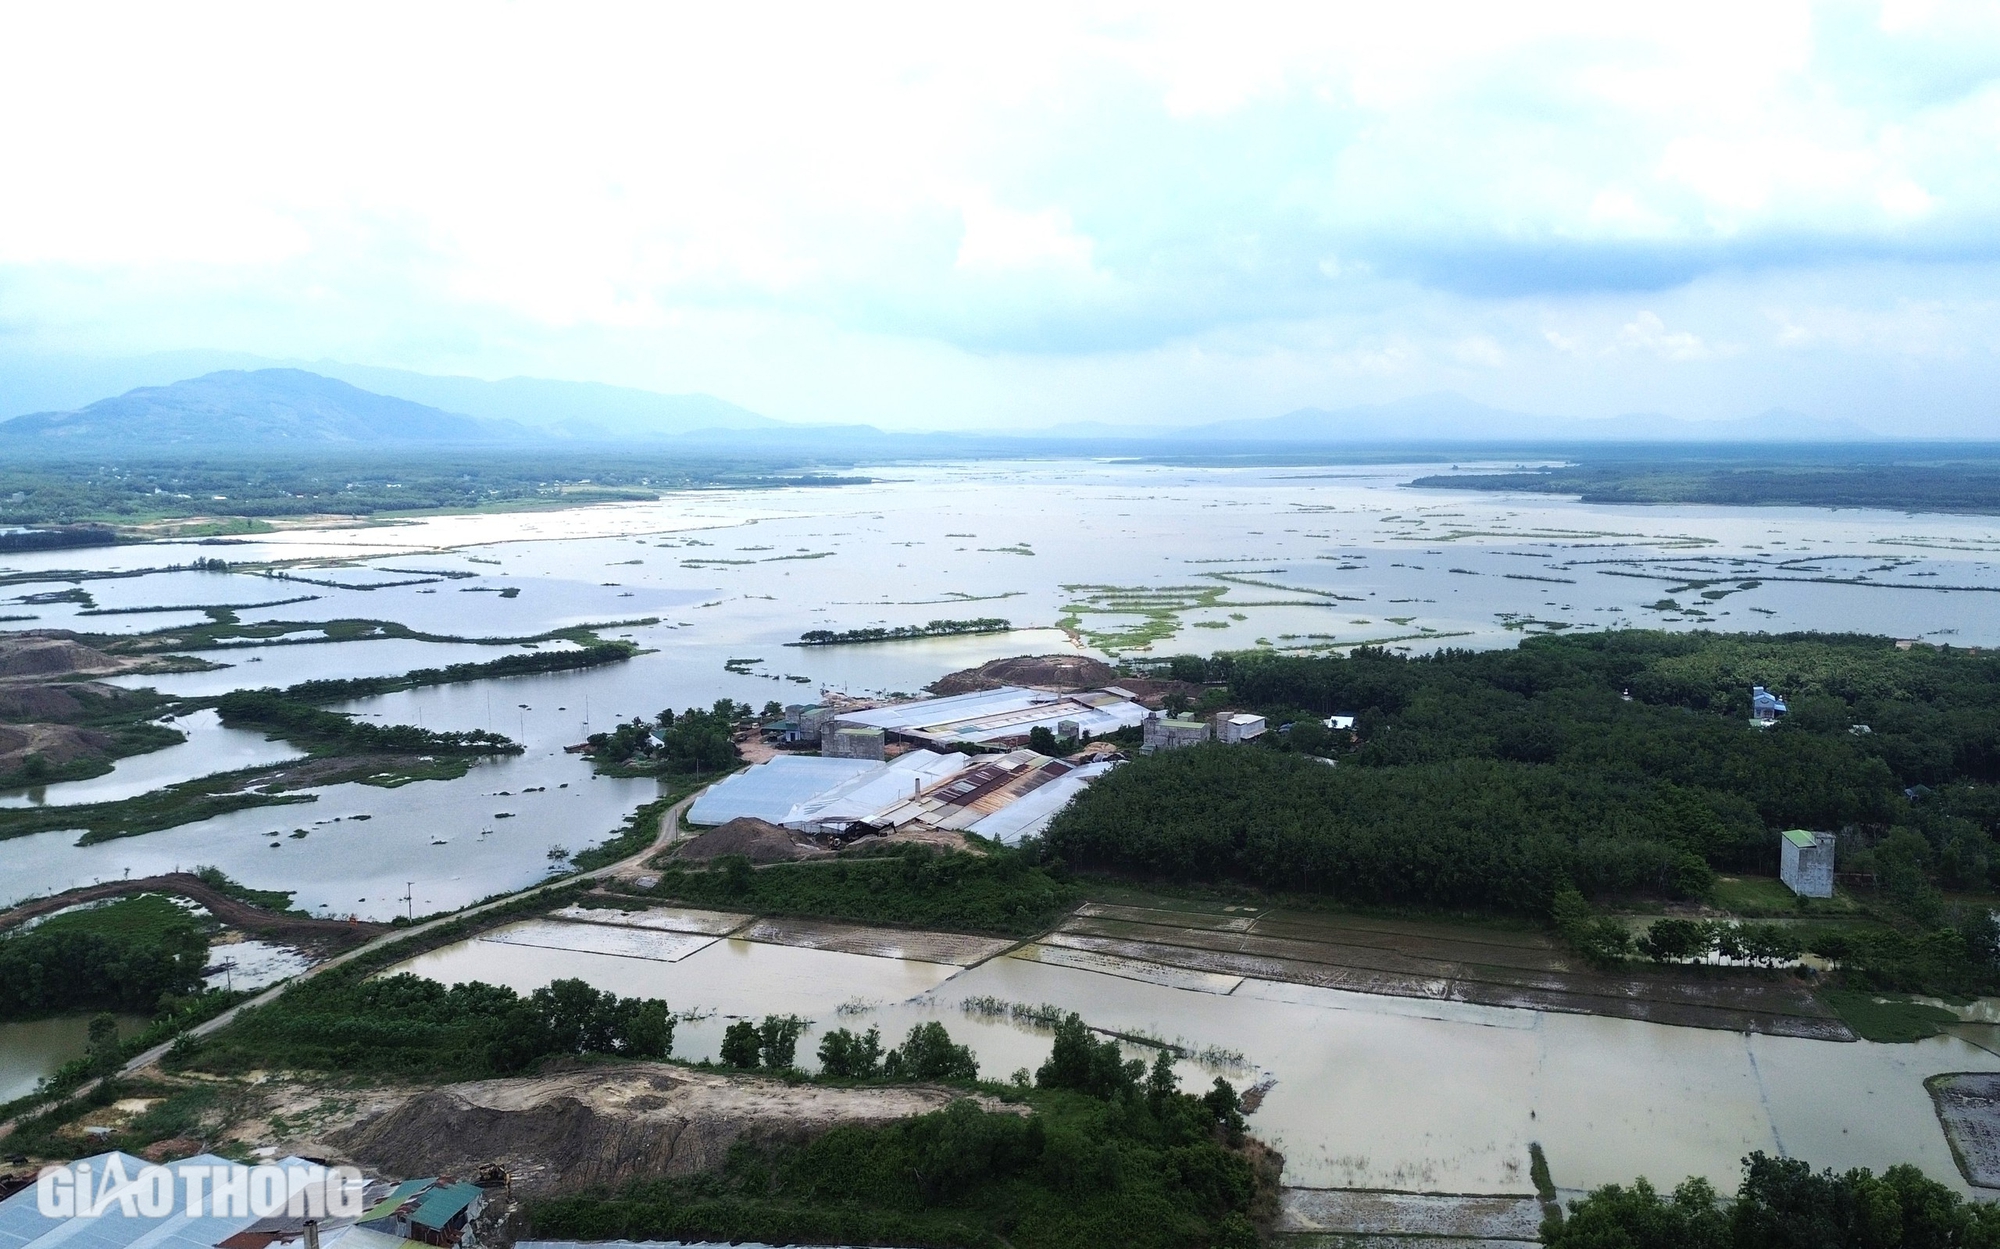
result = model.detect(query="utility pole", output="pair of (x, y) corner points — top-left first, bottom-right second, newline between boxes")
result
(404, 882), (414, 921)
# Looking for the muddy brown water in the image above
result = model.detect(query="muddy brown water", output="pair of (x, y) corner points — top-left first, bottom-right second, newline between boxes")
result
(391, 909), (2000, 1197)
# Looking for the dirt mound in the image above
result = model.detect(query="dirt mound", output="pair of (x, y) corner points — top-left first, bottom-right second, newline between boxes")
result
(328, 1066), (1007, 1195)
(929, 653), (1118, 695)
(0, 633), (120, 679)
(0, 683), (89, 722)
(673, 817), (831, 862)
(0, 722), (114, 768)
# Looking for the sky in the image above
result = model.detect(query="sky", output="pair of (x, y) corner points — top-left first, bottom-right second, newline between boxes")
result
(3, 2), (2000, 434)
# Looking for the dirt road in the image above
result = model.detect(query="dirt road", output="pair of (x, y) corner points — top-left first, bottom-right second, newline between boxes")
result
(0, 787), (706, 1141)
(0, 872), (386, 947)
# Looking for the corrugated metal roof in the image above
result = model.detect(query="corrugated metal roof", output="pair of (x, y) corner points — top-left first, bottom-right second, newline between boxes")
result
(358, 1179), (432, 1224)
(686, 756), (879, 825)
(0, 1154), (330, 1249)
(967, 761), (1118, 844)
(405, 1183), (482, 1231)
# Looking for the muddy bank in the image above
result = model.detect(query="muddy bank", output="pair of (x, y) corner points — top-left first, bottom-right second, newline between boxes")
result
(329, 1065), (1016, 1195)
(0, 870), (384, 949)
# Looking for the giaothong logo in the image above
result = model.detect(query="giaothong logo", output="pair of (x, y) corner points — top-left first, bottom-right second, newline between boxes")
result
(37, 1158), (366, 1219)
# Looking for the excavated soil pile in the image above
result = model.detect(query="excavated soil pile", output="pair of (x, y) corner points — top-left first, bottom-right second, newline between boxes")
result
(0, 682), (96, 721)
(0, 633), (122, 679)
(672, 817), (831, 862)
(329, 1066), (1009, 1195)
(0, 722), (113, 768)
(929, 653), (1118, 695)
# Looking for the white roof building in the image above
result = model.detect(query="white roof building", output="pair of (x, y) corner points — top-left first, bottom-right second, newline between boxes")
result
(685, 756), (879, 825)
(829, 686), (1148, 748)
(0, 1154), (377, 1249)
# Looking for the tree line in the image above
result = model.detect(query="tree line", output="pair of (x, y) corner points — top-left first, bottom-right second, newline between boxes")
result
(1546, 1152), (2000, 1249)
(213, 689), (520, 756)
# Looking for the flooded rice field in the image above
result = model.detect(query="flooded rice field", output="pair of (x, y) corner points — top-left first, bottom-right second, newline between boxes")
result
(6, 460), (2000, 913)
(1047, 903), (1850, 1038)
(390, 901), (2000, 1197)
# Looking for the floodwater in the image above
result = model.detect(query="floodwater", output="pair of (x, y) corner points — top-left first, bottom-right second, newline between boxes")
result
(395, 929), (2000, 1198)
(6, 460), (1999, 914)
(0, 710), (303, 808)
(0, 1015), (146, 1104)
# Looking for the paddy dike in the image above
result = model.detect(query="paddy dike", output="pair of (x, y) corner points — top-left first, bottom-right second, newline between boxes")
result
(1026, 902), (1851, 1040)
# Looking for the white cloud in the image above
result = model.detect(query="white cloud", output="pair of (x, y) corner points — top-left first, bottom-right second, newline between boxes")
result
(3, 2), (2000, 431)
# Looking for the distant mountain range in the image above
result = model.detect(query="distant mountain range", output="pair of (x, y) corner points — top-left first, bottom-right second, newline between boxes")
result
(307, 362), (781, 438)
(0, 366), (1909, 451)
(0, 370), (517, 446)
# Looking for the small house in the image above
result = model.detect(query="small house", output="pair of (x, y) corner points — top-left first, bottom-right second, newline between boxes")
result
(357, 1179), (485, 1248)
(1750, 686), (1787, 725)
(1214, 712), (1267, 744)
(1779, 829), (1835, 898)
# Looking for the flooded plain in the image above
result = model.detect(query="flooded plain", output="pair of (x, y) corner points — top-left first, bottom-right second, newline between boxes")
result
(5, 459), (1999, 915)
(394, 914), (2000, 1197)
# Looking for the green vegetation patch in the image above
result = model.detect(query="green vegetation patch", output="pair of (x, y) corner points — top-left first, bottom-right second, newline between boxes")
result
(31, 894), (205, 942)
(1, 903), (209, 1021)
(1415, 459), (2000, 515)
(791, 618), (1012, 647)
(632, 845), (1078, 939)
(1547, 1151), (2000, 1249)
(1082, 633), (2000, 999)
(532, 1013), (1268, 1249)
(1819, 989), (1961, 1043)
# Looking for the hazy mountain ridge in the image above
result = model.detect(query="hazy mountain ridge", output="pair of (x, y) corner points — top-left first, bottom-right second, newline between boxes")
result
(0, 369), (520, 446)
(306, 363), (782, 438)
(0, 365), (1910, 451)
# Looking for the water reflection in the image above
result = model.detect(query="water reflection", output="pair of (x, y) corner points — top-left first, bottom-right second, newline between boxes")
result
(395, 932), (2000, 1196)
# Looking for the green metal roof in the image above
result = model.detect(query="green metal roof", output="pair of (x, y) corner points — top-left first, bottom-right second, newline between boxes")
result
(358, 1178), (431, 1223)
(407, 1182), (483, 1231)
(1781, 828), (1821, 848)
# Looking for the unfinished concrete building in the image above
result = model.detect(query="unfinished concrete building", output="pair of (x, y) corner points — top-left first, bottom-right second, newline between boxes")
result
(1780, 828), (1836, 898)
(1142, 711), (1211, 752)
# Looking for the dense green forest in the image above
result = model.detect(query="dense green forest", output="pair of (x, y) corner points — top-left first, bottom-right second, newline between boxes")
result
(1545, 1152), (2000, 1249)
(1411, 460), (2000, 514)
(0, 453), (868, 526)
(180, 972), (672, 1078)
(1055, 633), (2000, 986)
(634, 843), (1080, 938)
(0, 896), (210, 1019)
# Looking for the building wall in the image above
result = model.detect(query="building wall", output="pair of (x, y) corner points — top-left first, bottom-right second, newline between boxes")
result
(823, 725), (887, 761)
(1780, 832), (1836, 898)
(1143, 714), (1210, 753)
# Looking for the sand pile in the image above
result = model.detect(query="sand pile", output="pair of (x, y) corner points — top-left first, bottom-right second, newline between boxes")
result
(928, 653), (1118, 695)
(672, 817), (832, 862)
(328, 1065), (1013, 1195)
